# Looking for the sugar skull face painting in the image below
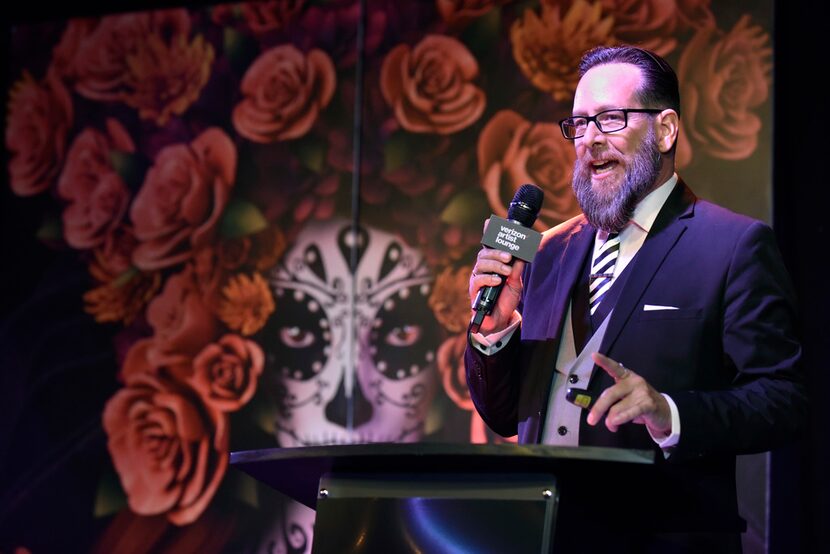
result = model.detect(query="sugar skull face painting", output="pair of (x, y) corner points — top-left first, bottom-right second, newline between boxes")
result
(264, 218), (440, 447)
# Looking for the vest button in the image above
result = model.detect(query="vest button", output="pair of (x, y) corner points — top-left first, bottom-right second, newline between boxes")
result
(557, 426), (568, 436)
(568, 375), (579, 384)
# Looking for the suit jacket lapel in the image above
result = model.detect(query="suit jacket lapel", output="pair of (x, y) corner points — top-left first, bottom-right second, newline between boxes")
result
(599, 180), (697, 354)
(546, 218), (595, 338)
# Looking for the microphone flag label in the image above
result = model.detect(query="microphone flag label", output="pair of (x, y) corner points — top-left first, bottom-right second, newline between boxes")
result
(481, 215), (542, 262)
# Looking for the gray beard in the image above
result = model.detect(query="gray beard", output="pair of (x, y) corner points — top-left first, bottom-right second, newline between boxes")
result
(572, 129), (662, 233)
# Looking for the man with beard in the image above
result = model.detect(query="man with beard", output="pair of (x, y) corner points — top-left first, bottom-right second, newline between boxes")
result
(464, 46), (806, 552)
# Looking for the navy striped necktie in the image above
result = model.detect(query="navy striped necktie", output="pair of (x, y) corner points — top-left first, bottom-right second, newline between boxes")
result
(589, 233), (620, 315)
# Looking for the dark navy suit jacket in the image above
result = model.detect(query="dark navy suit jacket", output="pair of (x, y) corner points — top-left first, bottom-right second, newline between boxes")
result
(465, 180), (807, 539)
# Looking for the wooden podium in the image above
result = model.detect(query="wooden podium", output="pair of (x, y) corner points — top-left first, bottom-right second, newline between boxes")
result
(229, 442), (691, 553)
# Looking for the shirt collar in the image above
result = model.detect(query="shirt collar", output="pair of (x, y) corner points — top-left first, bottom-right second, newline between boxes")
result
(629, 173), (678, 233)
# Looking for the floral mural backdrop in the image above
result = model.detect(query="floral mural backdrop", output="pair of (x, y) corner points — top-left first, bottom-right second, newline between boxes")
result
(1, 0), (773, 552)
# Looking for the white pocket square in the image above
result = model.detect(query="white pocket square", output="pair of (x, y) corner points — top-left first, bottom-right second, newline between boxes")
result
(643, 304), (679, 311)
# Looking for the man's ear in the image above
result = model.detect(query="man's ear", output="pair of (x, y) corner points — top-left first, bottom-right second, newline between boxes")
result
(656, 109), (679, 153)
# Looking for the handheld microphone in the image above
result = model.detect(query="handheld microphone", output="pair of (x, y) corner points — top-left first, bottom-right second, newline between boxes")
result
(470, 183), (544, 334)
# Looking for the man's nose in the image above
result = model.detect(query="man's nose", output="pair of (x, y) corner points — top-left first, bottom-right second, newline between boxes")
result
(581, 119), (605, 144)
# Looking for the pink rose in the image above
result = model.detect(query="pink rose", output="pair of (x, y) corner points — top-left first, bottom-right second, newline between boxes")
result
(58, 120), (134, 249)
(678, 16), (771, 161)
(189, 334), (264, 412)
(103, 373), (228, 525)
(232, 45), (336, 143)
(130, 128), (236, 270)
(5, 71), (73, 197)
(144, 267), (220, 368)
(478, 110), (579, 229)
(381, 35), (485, 134)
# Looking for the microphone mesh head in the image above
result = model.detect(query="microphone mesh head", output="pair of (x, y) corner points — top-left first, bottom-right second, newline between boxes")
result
(507, 183), (544, 227)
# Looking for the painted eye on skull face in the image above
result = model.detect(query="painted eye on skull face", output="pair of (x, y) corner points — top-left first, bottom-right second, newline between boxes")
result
(370, 283), (440, 381)
(280, 326), (316, 348)
(384, 325), (422, 347)
(264, 288), (331, 381)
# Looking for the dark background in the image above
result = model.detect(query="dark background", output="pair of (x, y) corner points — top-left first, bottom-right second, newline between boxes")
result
(2, 0), (827, 552)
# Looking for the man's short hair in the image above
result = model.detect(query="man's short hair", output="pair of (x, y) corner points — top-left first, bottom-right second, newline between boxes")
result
(579, 45), (681, 117)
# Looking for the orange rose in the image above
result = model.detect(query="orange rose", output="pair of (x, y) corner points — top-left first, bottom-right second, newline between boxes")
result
(478, 110), (579, 229)
(436, 333), (473, 411)
(678, 16), (771, 161)
(58, 120), (135, 249)
(145, 267), (220, 368)
(428, 265), (473, 333)
(102, 373), (228, 526)
(511, 0), (615, 102)
(122, 31), (214, 126)
(232, 45), (336, 143)
(599, 0), (693, 57)
(130, 128), (236, 270)
(380, 35), (485, 134)
(189, 334), (264, 412)
(5, 71), (73, 197)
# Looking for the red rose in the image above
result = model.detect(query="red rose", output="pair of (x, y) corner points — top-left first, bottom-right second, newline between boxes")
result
(232, 45), (336, 143)
(103, 373), (228, 525)
(5, 71), (73, 197)
(190, 334), (264, 412)
(381, 35), (485, 134)
(145, 267), (220, 368)
(58, 120), (134, 249)
(130, 128), (236, 270)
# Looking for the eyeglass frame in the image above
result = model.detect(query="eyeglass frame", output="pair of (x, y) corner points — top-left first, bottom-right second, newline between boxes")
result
(558, 108), (665, 140)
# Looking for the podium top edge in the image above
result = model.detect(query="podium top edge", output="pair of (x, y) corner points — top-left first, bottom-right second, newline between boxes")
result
(229, 442), (654, 466)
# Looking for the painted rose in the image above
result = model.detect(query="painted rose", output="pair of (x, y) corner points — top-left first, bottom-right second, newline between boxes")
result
(189, 334), (264, 412)
(102, 372), (228, 526)
(232, 45), (336, 143)
(428, 265), (473, 333)
(145, 267), (220, 368)
(436, 0), (510, 28)
(380, 35), (485, 134)
(130, 127), (236, 270)
(436, 333), (473, 411)
(238, 0), (307, 35)
(599, 0), (689, 56)
(70, 9), (190, 102)
(57, 120), (134, 249)
(511, 0), (615, 102)
(122, 29), (214, 125)
(678, 16), (771, 161)
(297, 0), (386, 68)
(478, 110), (579, 229)
(5, 71), (73, 197)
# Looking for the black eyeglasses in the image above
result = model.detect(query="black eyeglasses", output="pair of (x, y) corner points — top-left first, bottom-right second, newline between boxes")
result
(559, 108), (664, 139)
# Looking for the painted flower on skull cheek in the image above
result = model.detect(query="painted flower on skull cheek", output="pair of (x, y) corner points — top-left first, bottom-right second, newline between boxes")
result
(232, 45), (336, 143)
(5, 71), (73, 197)
(381, 34), (486, 135)
(102, 372), (228, 526)
(678, 16), (771, 162)
(129, 127), (236, 271)
(478, 110), (579, 230)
